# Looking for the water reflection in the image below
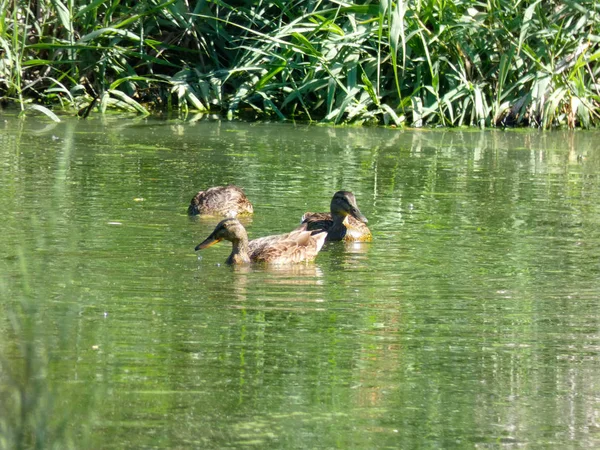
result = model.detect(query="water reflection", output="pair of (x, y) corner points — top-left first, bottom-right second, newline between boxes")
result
(241, 263), (325, 282)
(2, 113), (600, 449)
(211, 263), (327, 309)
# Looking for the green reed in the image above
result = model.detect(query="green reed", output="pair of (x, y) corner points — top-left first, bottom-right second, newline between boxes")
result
(0, 0), (598, 128)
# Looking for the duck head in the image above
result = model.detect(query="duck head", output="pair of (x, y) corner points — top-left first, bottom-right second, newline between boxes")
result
(330, 191), (368, 223)
(195, 218), (249, 251)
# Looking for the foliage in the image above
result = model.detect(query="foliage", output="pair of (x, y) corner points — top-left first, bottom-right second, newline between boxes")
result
(0, 0), (599, 128)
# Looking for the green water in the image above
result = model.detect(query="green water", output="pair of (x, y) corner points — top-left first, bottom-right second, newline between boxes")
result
(1, 114), (600, 449)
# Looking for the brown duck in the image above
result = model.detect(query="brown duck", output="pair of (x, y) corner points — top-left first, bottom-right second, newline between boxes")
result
(188, 185), (253, 217)
(299, 190), (371, 242)
(195, 218), (327, 265)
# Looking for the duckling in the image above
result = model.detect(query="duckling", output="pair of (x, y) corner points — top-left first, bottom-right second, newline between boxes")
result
(195, 218), (327, 265)
(188, 185), (253, 217)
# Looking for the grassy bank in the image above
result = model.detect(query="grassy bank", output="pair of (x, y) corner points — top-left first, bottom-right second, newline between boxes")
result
(0, 0), (599, 128)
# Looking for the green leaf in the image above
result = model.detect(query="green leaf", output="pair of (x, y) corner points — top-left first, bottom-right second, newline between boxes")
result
(107, 89), (149, 115)
(100, 92), (110, 113)
(109, 76), (166, 90)
(256, 63), (287, 91)
(326, 78), (336, 116)
(75, 0), (109, 18)
(543, 86), (566, 128)
(78, 28), (141, 43)
(22, 59), (53, 67)
(361, 70), (379, 106)
(518, 0), (541, 55)
(26, 104), (61, 122)
(380, 0), (390, 15)
(185, 89), (208, 111)
(257, 92), (286, 120)
(291, 32), (322, 58)
(380, 103), (404, 126)
(473, 85), (486, 125)
(389, 1), (406, 68)
(50, 0), (73, 34)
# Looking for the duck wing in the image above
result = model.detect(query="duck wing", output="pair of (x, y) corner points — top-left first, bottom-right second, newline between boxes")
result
(249, 229), (327, 264)
(298, 212), (333, 232)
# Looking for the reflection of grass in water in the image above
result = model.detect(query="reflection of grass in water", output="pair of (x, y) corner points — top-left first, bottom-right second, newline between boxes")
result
(0, 250), (94, 449)
(1, 301), (55, 448)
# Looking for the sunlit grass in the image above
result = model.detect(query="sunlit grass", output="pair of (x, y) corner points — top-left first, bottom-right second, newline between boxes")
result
(0, 0), (598, 128)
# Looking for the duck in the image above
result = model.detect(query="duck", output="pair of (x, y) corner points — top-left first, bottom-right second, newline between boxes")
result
(195, 218), (327, 265)
(188, 185), (253, 217)
(298, 190), (371, 242)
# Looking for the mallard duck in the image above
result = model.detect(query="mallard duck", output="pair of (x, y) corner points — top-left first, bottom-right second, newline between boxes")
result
(299, 190), (371, 242)
(195, 218), (327, 265)
(188, 185), (253, 217)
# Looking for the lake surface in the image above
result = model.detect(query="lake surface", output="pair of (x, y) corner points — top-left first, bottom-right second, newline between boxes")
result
(1, 113), (599, 449)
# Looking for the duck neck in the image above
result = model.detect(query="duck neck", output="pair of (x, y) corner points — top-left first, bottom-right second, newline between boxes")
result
(227, 238), (251, 265)
(328, 212), (348, 239)
(332, 211), (348, 227)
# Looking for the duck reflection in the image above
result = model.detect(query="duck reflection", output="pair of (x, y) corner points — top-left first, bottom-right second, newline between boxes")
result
(223, 263), (326, 308)
(247, 263), (325, 285)
(317, 239), (372, 269)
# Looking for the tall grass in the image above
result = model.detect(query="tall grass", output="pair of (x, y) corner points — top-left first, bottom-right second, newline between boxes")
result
(0, 0), (599, 128)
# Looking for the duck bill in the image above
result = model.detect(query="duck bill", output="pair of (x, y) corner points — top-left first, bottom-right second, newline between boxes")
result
(195, 236), (221, 251)
(350, 208), (368, 223)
